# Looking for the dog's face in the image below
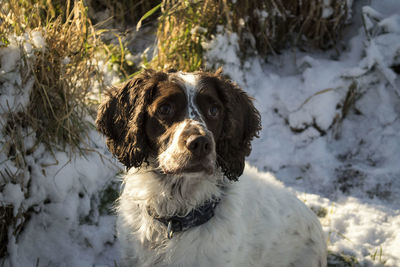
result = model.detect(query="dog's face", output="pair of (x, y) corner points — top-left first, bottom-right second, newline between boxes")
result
(96, 69), (261, 180)
(145, 72), (223, 175)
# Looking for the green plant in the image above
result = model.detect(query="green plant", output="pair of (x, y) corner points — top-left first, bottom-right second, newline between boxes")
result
(327, 251), (360, 267)
(98, 180), (120, 215)
(370, 246), (387, 265)
(102, 35), (138, 79)
(87, 0), (161, 27)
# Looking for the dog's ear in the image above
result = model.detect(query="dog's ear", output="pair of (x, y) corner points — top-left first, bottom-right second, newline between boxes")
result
(214, 75), (261, 181)
(96, 69), (166, 168)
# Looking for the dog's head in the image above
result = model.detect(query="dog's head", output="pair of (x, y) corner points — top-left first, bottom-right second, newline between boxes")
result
(96, 69), (261, 180)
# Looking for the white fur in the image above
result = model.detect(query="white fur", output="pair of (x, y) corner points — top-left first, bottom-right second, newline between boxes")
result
(158, 120), (216, 174)
(117, 164), (327, 267)
(158, 120), (189, 172)
(176, 72), (202, 121)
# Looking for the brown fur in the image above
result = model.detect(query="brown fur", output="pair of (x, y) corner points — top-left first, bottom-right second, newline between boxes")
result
(96, 69), (167, 168)
(198, 72), (262, 180)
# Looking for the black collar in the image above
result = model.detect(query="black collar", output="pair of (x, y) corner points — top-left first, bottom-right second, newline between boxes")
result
(147, 198), (221, 239)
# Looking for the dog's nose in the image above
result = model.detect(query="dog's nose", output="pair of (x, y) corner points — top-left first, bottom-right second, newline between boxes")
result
(186, 135), (211, 157)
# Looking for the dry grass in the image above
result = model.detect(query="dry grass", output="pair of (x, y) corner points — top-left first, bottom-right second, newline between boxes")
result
(152, 0), (225, 71)
(153, 0), (351, 71)
(0, 0), (107, 258)
(87, 0), (161, 27)
(232, 0), (350, 54)
(0, 206), (13, 258)
(1, 0), (102, 151)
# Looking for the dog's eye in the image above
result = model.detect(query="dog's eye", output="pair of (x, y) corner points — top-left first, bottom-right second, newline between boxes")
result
(157, 103), (173, 117)
(207, 105), (219, 118)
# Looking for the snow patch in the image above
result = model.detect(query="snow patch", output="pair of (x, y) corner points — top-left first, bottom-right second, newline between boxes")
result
(0, 184), (24, 216)
(31, 30), (46, 50)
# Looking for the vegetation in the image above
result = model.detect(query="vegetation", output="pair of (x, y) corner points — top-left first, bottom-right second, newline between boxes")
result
(328, 251), (361, 267)
(152, 0), (351, 71)
(1, 0), (100, 150)
(1, 0), (100, 258)
(87, 0), (161, 27)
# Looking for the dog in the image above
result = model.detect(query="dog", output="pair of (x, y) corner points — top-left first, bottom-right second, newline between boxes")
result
(96, 69), (327, 267)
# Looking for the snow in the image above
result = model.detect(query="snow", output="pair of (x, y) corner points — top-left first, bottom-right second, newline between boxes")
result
(0, 132), (121, 267)
(204, 1), (400, 266)
(302, 194), (400, 266)
(30, 31), (46, 50)
(0, 45), (20, 74)
(288, 88), (342, 131)
(1, 0), (400, 266)
(12, 149), (120, 267)
(0, 184), (24, 216)
(322, 0), (334, 19)
(203, 27), (245, 85)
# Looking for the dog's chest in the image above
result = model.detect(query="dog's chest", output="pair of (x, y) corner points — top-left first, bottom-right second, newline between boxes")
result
(133, 206), (247, 266)
(117, 187), (253, 267)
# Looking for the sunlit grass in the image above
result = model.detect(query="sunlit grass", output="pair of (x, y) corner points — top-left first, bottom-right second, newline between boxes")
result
(151, 0), (351, 71)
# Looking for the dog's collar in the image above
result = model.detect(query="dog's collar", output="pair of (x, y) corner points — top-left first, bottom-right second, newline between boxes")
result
(147, 198), (221, 239)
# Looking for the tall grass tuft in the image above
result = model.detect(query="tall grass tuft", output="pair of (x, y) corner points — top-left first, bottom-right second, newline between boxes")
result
(152, 0), (351, 71)
(1, 0), (102, 151)
(152, 0), (225, 71)
(0, 0), (106, 258)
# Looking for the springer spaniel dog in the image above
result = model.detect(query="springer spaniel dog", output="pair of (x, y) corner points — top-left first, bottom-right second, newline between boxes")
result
(96, 69), (327, 267)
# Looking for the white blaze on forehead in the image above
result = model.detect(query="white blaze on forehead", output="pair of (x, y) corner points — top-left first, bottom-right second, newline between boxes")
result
(176, 72), (202, 121)
(178, 72), (198, 88)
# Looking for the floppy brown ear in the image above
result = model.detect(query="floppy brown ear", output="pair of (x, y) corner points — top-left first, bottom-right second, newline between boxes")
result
(215, 75), (261, 180)
(96, 69), (166, 168)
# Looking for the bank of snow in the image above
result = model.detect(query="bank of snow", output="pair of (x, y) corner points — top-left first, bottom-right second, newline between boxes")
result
(204, 1), (400, 266)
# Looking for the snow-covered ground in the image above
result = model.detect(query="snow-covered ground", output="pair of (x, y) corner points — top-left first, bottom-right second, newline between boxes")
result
(1, 0), (399, 266)
(205, 1), (400, 266)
